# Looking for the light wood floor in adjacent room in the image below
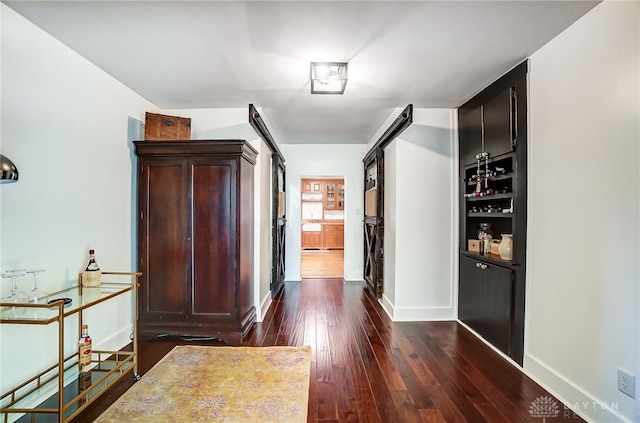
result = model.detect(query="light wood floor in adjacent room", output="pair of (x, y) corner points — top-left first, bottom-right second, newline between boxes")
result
(301, 249), (344, 278)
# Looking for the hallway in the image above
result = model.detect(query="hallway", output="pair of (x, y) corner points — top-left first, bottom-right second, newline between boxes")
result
(250, 280), (584, 422)
(76, 279), (584, 422)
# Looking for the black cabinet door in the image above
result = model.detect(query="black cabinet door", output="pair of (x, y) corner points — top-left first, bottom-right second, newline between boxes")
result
(482, 263), (513, 355)
(483, 86), (515, 158)
(459, 105), (482, 167)
(459, 255), (514, 356)
(459, 255), (484, 333)
(459, 87), (515, 167)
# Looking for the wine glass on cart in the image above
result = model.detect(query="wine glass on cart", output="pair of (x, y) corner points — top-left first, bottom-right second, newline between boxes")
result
(1, 270), (29, 317)
(26, 269), (48, 318)
(26, 269), (48, 304)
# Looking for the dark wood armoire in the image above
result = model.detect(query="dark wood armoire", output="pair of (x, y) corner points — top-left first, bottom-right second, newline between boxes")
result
(134, 140), (257, 345)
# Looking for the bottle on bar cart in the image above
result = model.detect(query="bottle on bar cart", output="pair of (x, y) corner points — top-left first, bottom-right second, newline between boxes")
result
(82, 249), (102, 287)
(78, 324), (92, 399)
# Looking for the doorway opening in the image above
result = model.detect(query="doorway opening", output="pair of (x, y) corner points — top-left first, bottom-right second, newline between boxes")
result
(300, 177), (344, 278)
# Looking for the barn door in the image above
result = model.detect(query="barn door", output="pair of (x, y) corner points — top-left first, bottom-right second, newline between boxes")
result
(363, 149), (384, 298)
(271, 155), (286, 297)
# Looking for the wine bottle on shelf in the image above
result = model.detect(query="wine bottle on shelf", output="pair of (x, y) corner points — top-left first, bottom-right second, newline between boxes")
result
(82, 249), (102, 287)
(78, 324), (92, 400)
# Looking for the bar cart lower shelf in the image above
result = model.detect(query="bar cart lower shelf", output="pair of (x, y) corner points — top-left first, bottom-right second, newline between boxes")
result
(0, 272), (141, 423)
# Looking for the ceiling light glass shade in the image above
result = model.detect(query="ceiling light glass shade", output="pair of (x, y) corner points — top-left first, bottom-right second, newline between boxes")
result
(0, 154), (19, 183)
(310, 62), (348, 94)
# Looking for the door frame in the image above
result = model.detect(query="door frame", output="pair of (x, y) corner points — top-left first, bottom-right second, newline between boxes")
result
(271, 155), (286, 297)
(363, 151), (384, 297)
(361, 105), (413, 298)
(249, 104), (287, 298)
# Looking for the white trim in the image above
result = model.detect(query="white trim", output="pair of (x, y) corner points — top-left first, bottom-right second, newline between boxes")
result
(259, 292), (272, 323)
(382, 295), (455, 321)
(524, 353), (632, 423)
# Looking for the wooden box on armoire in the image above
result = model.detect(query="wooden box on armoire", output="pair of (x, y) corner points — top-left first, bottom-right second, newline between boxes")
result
(134, 140), (257, 345)
(144, 112), (191, 140)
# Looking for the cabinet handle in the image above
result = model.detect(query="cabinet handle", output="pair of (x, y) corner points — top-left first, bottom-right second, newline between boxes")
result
(511, 87), (518, 149)
(481, 264), (488, 270)
(476, 262), (482, 268)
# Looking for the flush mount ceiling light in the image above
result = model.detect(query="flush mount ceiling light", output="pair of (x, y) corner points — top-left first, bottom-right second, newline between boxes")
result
(310, 62), (348, 94)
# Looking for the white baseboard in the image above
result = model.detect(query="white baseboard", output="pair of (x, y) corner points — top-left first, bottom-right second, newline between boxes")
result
(284, 278), (302, 283)
(343, 278), (364, 283)
(381, 294), (455, 321)
(524, 353), (634, 423)
(259, 292), (273, 322)
(99, 325), (133, 351)
(458, 322), (634, 422)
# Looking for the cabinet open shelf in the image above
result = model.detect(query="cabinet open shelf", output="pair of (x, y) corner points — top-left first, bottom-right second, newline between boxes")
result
(468, 212), (513, 218)
(460, 250), (514, 266)
(0, 271), (140, 423)
(466, 193), (513, 202)
(466, 172), (513, 185)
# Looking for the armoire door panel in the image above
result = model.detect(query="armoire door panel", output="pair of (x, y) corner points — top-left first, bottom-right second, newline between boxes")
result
(144, 163), (188, 316)
(192, 162), (234, 317)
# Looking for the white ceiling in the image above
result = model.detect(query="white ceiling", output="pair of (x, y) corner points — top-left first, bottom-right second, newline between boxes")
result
(4, 0), (599, 145)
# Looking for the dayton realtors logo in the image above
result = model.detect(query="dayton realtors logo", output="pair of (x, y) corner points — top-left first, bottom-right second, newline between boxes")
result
(529, 396), (560, 421)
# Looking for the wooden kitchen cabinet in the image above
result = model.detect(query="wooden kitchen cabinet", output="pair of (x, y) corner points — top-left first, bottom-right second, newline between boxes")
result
(135, 140), (257, 346)
(324, 180), (345, 210)
(302, 180), (323, 194)
(302, 231), (322, 249)
(323, 224), (344, 249)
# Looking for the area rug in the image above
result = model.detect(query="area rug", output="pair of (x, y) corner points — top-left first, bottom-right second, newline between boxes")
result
(95, 345), (311, 423)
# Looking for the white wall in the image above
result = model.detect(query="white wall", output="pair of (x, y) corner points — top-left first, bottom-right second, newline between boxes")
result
(1, 4), (156, 392)
(255, 137), (274, 320)
(526, 1), (639, 421)
(383, 142), (397, 306)
(279, 144), (367, 282)
(161, 108), (258, 142)
(0, 5), (273, 398)
(382, 108), (458, 321)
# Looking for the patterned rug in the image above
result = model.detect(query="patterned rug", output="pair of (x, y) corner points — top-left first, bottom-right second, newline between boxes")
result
(95, 345), (311, 423)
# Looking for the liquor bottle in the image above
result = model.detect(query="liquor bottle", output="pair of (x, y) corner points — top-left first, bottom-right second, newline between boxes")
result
(78, 324), (92, 399)
(82, 249), (101, 287)
(79, 324), (92, 367)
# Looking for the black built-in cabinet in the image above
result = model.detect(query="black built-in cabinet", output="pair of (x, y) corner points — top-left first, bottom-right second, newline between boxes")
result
(458, 61), (528, 365)
(459, 84), (516, 166)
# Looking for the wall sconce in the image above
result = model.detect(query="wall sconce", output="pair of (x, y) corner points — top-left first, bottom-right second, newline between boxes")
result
(0, 154), (19, 183)
(310, 62), (348, 94)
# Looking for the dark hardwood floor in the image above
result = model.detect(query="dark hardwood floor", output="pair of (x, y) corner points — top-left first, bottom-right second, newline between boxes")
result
(75, 279), (584, 422)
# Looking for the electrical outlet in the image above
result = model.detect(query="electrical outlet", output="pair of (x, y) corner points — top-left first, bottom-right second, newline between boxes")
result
(617, 369), (636, 398)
